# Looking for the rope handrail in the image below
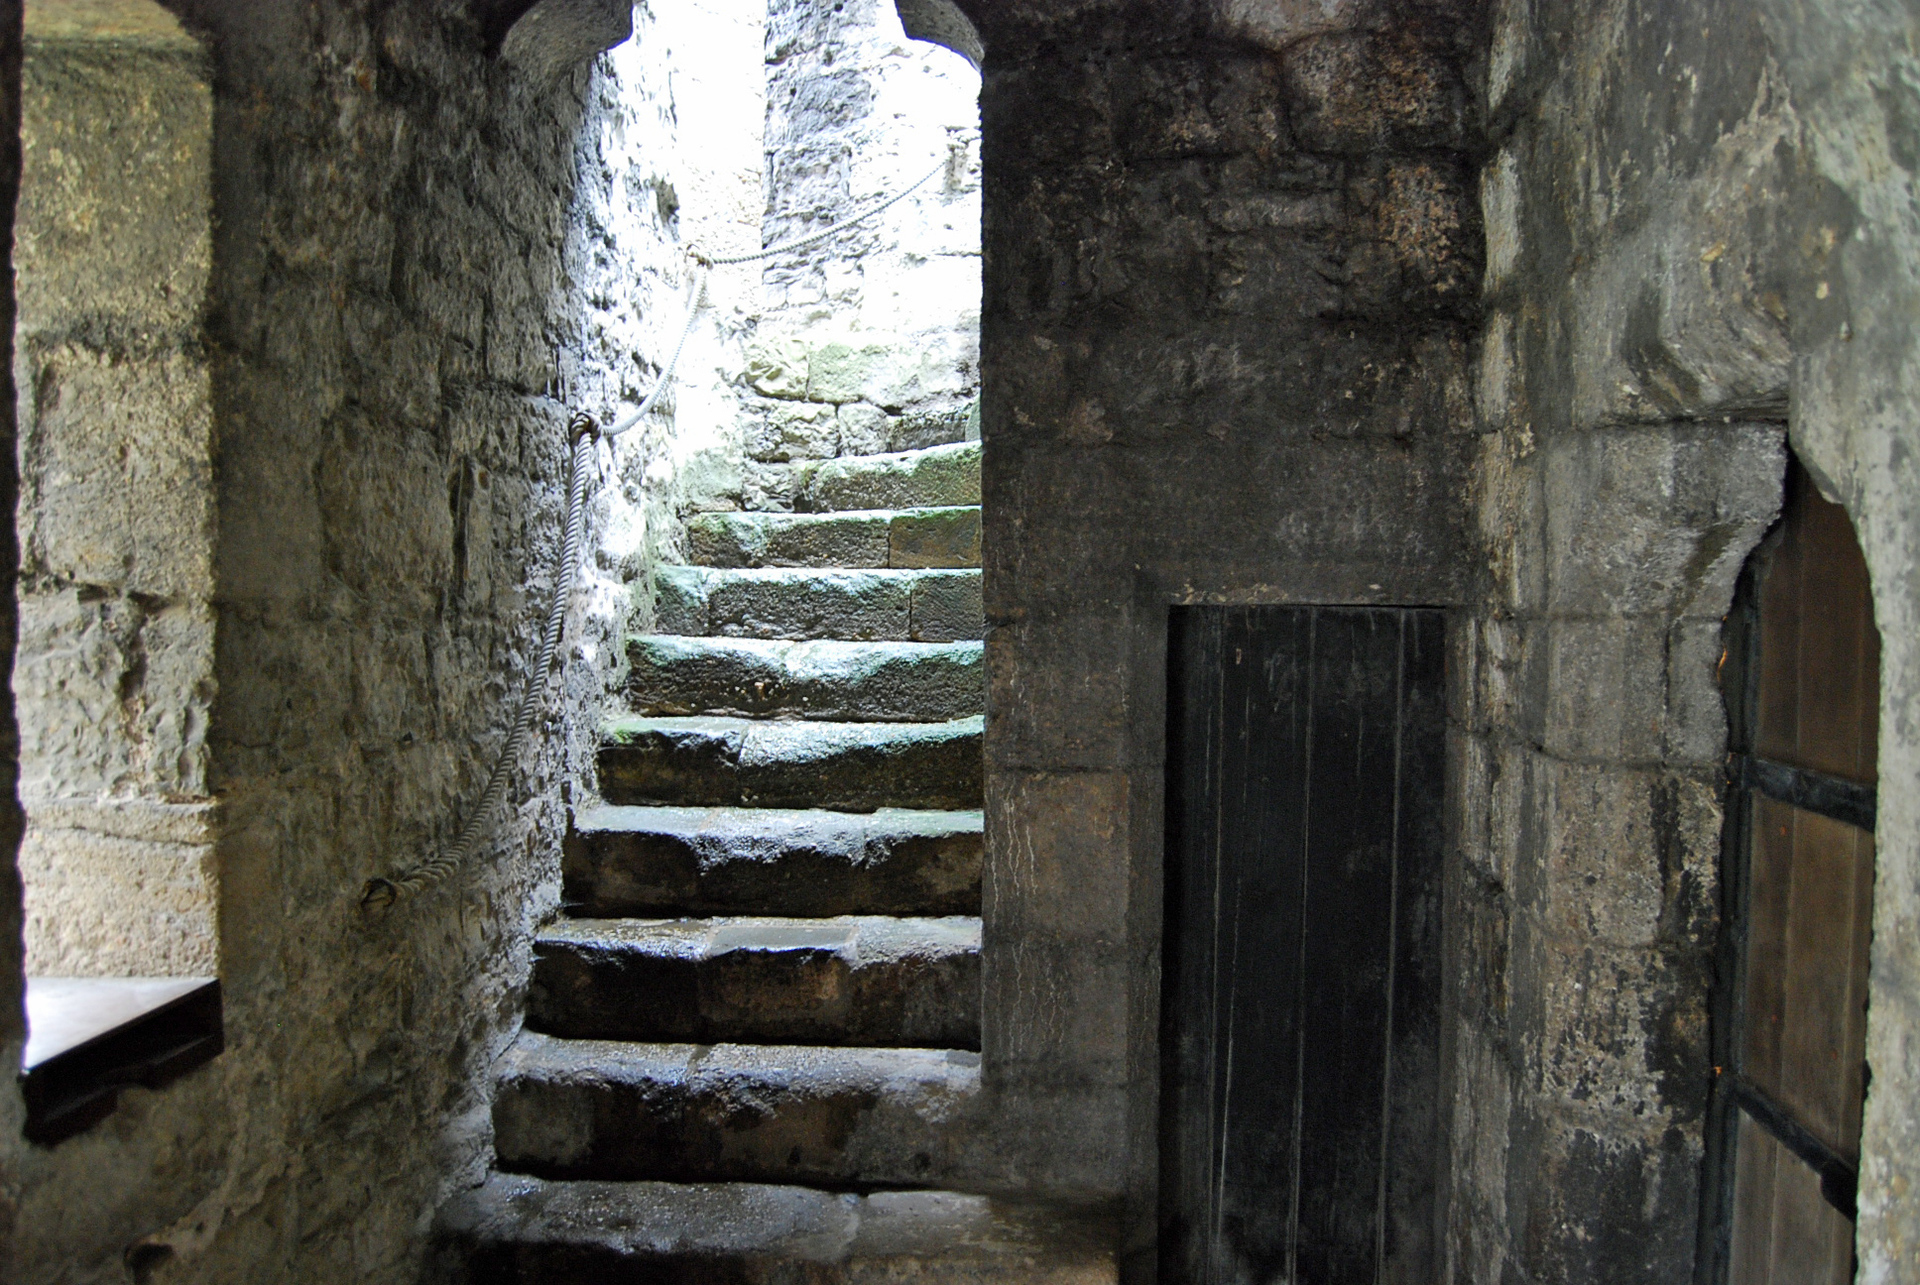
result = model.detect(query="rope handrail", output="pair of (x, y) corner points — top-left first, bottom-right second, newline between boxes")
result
(361, 148), (956, 912)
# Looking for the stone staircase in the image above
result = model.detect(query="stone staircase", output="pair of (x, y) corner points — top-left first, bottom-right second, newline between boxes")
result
(433, 438), (1117, 1282)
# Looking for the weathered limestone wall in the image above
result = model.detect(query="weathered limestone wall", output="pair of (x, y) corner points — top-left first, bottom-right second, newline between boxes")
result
(952, 0), (1485, 1246)
(0, 0), (29, 1267)
(1461, 0), (1920, 1280)
(12, 5), (216, 978)
(0, 0), (715, 1279)
(591, 0), (765, 634)
(727, 0), (981, 516)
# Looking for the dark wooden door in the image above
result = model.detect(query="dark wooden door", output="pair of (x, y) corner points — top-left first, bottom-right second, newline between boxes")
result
(1161, 606), (1446, 1285)
(1702, 461), (1879, 1285)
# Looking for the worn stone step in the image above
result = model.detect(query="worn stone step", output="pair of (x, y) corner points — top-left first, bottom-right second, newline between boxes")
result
(432, 1174), (1119, 1285)
(685, 507), (981, 570)
(564, 806), (982, 918)
(653, 566), (983, 642)
(792, 441), (981, 513)
(626, 637), (983, 722)
(598, 716), (982, 811)
(528, 915), (980, 1048)
(493, 1033), (982, 1188)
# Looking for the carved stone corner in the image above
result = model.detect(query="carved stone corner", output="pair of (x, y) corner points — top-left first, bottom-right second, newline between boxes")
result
(895, 0), (983, 69)
(498, 0), (632, 88)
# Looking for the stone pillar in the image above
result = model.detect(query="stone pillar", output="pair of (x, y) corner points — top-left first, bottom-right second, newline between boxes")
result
(966, 2), (1484, 1243)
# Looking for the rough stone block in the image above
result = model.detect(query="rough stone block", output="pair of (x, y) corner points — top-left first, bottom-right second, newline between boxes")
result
(1501, 1116), (1703, 1285)
(624, 636), (984, 722)
(1117, 55), (1286, 162)
(746, 401), (839, 462)
(598, 715), (984, 810)
(15, 35), (209, 343)
(14, 592), (214, 800)
(910, 570), (985, 641)
(315, 425), (456, 597)
(889, 506), (982, 568)
(740, 461), (798, 512)
(19, 802), (216, 976)
(707, 568), (914, 640)
(985, 771), (1131, 939)
(1541, 615), (1672, 764)
(563, 804), (982, 917)
(492, 1033), (983, 1187)
(649, 565), (710, 635)
(984, 611), (1132, 771)
(811, 335), (972, 410)
(981, 934), (1135, 1073)
(1542, 424), (1784, 617)
(1511, 937), (1710, 1134)
(746, 334), (811, 400)
(1473, 615), (1546, 745)
(836, 402), (895, 456)
(807, 337), (892, 405)
(1518, 756), (1720, 953)
(1281, 30), (1465, 154)
(1445, 1024), (1515, 1273)
(1664, 617), (1731, 769)
(528, 915), (981, 1048)
(1453, 876), (1514, 1040)
(685, 511), (892, 569)
(1450, 727), (1495, 884)
(500, 0), (634, 89)
(19, 346), (213, 599)
(894, 401), (977, 451)
(796, 442), (981, 512)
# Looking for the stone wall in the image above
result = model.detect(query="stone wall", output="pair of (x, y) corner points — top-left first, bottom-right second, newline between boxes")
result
(591, 0), (764, 633)
(0, 0), (1910, 1278)
(0, 0), (28, 1268)
(13, 5), (216, 978)
(1463, 1), (1920, 1280)
(0, 0), (709, 1279)
(725, 0), (981, 517)
(954, 0), (1485, 1254)
(939, 0), (1920, 1277)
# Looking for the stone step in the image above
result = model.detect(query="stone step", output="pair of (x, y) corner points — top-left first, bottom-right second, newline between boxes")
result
(563, 805), (982, 918)
(528, 915), (980, 1049)
(626, 637), (983, 722)
(653, 566), (982, 642)
(792, 441), (981, 513)
(598, 716), (982, 811)
(685, 507), (981, 570)
(432, 1174), (1119, 1285)
(493, 1033), (982, 1188)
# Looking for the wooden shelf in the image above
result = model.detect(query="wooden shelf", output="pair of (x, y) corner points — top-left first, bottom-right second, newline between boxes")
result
(21, 976), (222, 1146)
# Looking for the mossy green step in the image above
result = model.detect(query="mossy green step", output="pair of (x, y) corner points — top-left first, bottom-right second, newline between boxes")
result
(598, 716), (983, 811)
(563, 805), (982, 918)
(528, 915), (980, 1048)
(492, 1033), (982, 1188)
(685, 507), (981, 570)
(626, 636), (982, 722)
(652, 566), (982, 642)
(793, 441), (980, 512)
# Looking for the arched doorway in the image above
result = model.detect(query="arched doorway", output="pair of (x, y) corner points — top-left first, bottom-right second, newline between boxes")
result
(1703, 457), (1881, 1284)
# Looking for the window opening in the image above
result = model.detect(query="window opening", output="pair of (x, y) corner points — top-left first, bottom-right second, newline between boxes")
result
(12, 0), (221, 1143)
(1702, 457), (1880, 1284)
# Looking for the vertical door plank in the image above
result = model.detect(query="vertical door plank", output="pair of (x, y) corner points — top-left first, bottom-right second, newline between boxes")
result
(1162, 607), (1445, 1285)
